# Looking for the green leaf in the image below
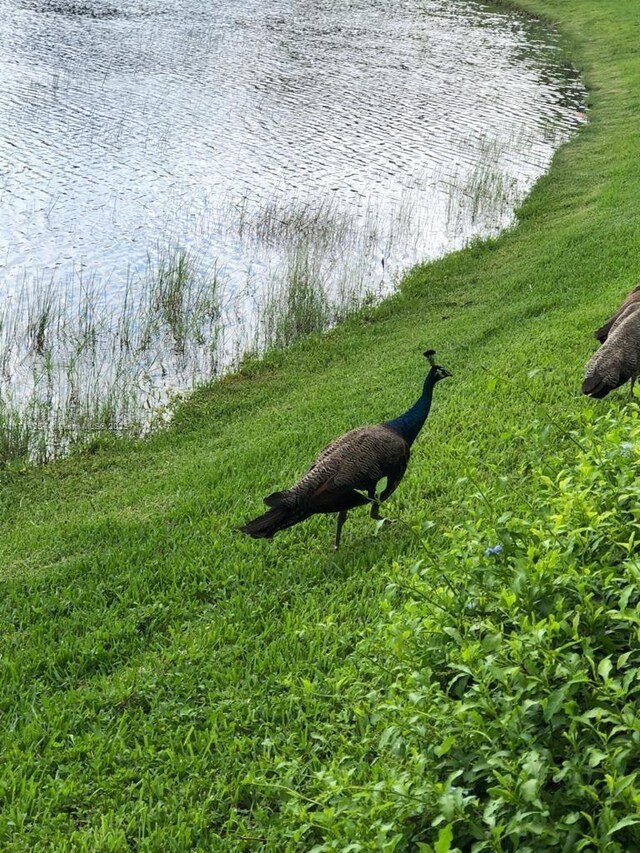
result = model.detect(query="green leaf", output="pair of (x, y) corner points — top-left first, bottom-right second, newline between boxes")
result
(434, 824), (454, 853)
(543, 688), (565, 722)
(617, 651), (632, 668)
(607, 816), (640, 836)
(434, 736), (456, 757)
(587, 748), (607, 768)
(597, 657), (613, 681)
(619, 585), (635, 610)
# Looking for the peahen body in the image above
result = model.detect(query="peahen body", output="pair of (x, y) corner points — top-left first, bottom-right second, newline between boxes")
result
(240, 350), (450, 549)
(583, 302), (640, 398)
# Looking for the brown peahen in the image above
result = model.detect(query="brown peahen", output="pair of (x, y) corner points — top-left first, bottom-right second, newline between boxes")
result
(583, 301), (640, 398)
(240, 350), (451, 549)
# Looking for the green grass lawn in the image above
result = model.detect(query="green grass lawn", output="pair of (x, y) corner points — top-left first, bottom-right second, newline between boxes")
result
(2, 0), (640, 849)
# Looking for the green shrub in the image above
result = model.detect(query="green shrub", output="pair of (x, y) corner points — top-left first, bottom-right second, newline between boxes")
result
(278, 406), (640, 851)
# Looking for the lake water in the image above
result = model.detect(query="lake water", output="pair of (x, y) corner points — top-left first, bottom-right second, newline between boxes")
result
(0, 0), (585, 456)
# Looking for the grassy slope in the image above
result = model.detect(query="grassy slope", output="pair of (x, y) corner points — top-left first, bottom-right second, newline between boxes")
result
(1, 0), (640, 849)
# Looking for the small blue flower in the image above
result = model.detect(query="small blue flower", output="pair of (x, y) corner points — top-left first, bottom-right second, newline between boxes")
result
(484, 544), (503, 557)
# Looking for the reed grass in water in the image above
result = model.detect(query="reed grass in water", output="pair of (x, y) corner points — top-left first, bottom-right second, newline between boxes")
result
(0, 128), (547, 464)
(0, 250), (223, 464)
(0, 237), (376, 464)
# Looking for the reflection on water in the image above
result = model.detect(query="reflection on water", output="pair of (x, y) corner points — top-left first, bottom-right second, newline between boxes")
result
(0, 0), (586, 458)
(2, 0), (583, 288)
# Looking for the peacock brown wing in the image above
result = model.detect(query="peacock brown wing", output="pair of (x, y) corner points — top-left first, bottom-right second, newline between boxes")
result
(327, 426), (408, 488)
(583, 305), (640, 397)
(283, 425), (408, 512)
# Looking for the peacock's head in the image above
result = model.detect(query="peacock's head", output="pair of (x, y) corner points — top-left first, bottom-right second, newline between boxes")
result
(424, 349), (451, 382)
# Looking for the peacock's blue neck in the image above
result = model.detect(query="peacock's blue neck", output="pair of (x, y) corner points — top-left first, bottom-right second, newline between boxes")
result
(383, 373), (436, 446)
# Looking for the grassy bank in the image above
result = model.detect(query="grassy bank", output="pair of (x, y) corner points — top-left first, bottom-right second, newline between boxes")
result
(2, 0), (640, 849)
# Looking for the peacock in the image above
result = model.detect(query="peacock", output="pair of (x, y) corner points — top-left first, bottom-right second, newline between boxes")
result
(583, 302), (640, 398)
(593, 285), (640, 343)
(240, 350), (451, 549)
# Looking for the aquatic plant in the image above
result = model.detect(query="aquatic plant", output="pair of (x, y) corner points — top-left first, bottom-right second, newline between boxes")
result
(0, 251), (223, 464)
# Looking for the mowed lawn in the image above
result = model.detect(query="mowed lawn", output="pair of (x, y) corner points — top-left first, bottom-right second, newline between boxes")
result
(2, 0), (640, 849)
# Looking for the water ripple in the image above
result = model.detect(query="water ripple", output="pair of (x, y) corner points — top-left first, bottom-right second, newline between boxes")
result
(0, 0), (584, 285)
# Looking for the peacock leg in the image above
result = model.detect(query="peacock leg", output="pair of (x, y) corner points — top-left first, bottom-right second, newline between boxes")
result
(334, 510), (348, 550)
(369, 484), (399, 528)
(369, 487), (393, 524)
(369, 486), (386, 522)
